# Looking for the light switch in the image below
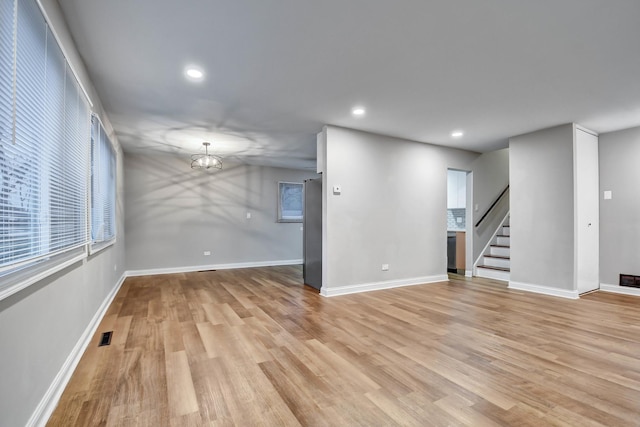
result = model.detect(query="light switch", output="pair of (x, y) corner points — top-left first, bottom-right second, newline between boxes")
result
(246, 212), (252, 219)
(604, 190), (612, 200)
(333, 185), (342, 195)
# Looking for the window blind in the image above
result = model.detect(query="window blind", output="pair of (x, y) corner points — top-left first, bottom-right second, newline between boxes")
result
(91, 116), (116, 244)
(0, 0), (90, 273)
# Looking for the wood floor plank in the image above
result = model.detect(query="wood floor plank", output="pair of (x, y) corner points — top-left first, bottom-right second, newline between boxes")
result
(47, 267), (640, 426)
(165, 350), (199, 418)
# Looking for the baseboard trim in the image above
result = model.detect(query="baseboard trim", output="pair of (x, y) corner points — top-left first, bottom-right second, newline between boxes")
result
(508, 280), (579, 299)
(27, 272), (127, 427)
(600, 283), (640, 297)
(320, 274), (448, 297)
(465, 270), (472, 278)
(126, 259), (303, 277)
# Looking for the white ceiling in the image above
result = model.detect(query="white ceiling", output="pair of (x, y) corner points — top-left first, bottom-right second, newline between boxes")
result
(58, 0), (640, 170)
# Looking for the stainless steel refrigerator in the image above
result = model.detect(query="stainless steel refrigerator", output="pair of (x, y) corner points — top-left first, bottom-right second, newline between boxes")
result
(303, 177), (322, 290)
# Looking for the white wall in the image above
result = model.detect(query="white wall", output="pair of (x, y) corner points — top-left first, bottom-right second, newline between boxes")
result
(509, 124), (575, 292)
(321, 126), (478, 295)
(124, 152), (317, 273)
(599, 125), (640, 290)
(0, 1), (126, 426)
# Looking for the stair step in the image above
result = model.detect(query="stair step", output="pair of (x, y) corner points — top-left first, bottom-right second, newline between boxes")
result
(477, 265), (510, 272)
(483, 254), (510, 268)
(476, 265), (510, 282)
(489, 245), (510, 257)
(496, 236), (510, 245)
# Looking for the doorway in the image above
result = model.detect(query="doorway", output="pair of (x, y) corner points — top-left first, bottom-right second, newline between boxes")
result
(574, 127), (599, 294)
(447, 169), (472, 276)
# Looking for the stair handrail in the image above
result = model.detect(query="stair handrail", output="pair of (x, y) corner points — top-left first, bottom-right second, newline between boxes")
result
(475, 185), (509, 228)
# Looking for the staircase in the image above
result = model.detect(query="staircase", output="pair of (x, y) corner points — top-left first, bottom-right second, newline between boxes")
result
(476, 216), (510, 282)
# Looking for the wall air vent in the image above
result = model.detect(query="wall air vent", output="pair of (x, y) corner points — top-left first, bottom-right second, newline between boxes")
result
(620, 274), (640, 288)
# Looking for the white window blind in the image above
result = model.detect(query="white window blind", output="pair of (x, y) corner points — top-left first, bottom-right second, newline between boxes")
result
(0, 0), (90, 274)
(91, 115), (116, 244)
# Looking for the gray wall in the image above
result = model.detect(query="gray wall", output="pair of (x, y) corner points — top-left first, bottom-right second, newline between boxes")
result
(470, 148), (510, 262)
(0, 1), (126, 425)
(599, 125), (640, 286)
(322, 126), (478, 290)
(509, 124), (575, 290)
(124, 152), (317, 272)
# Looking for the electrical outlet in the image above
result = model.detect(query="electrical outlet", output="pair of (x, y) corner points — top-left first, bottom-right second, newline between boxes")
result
(246, 212), (252, 219)
(203, 251), (211, 256)
(382, 264), (389, 271)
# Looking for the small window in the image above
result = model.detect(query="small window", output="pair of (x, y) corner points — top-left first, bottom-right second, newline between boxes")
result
(278, 182), (303, 223)
(90, 115), (116, 248)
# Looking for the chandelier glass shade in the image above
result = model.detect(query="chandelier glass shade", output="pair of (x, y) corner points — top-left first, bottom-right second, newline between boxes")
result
(191, 142), (222, 170)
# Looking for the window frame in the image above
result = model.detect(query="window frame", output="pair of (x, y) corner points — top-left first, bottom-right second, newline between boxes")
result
(89, 114), (117, 255)
(0, 0), (94, 301)
(277, 181), (304, 223)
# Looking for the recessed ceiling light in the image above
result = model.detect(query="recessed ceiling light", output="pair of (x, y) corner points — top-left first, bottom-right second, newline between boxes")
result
(185, 66), (204, 81)
(451, 130), (464, 138)
(352, 107), (366, 117)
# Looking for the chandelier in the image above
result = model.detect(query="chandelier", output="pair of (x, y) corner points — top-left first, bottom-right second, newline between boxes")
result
(191, 142), (222, 170)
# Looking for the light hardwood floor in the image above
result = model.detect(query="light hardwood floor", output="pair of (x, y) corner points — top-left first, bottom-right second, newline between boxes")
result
(48, 266), (640, 426)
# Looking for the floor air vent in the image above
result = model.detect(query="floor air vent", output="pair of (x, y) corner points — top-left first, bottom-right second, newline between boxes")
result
(99, 331), (113, 347)
(620, 274), (640, 288)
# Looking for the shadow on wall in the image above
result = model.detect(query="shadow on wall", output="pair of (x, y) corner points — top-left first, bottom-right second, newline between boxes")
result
(124, 153), (310, 246)
(127, 154), (256, 218)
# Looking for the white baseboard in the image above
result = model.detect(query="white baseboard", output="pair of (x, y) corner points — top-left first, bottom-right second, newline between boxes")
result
(27, 272), (127, 427)
(465, 270), (472, 278)
(508, 280), (579, 299)
(321, 274), (448, 297)
(126, 259), (303, 277)
(600, 283), (640, 297)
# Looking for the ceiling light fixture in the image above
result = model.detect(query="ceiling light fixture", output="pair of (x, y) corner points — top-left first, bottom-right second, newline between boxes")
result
(352, 107), (366, 116)
(185, 66), (204, 81)
(451, 130), (464, 138)
(191, 142), (222, 170)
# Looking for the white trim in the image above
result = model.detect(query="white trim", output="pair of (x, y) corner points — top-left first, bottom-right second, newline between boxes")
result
(88, 238), (116, 256)
(126, 259), (303, 277)
(320, 274), (448, 297)
(574, 123), (599, 137)
(26, 272), (127, 427)
(508, 280), (579, 299)
(473, 211), (510, 275)
(599, 284), (640, 297)
(465, 270), (472, 278)
(0, 249), (87, 302)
